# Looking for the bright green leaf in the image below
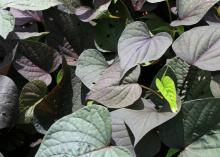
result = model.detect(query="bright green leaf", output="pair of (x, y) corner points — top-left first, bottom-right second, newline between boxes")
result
(156, 76), (177, 113)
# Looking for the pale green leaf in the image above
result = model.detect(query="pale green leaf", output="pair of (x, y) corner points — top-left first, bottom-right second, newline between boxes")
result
(0, 10), (15, 39)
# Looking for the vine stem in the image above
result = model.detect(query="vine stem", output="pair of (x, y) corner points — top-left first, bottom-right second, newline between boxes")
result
(140, 85), (164, 99)
(165, 0), (172, 22)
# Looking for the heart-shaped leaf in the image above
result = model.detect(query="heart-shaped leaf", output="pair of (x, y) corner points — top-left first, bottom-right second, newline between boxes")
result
(0, 75), (18, 129)
(88, 63), (142, 108)
(43, 8), (95, 65)
(156, 76), (177, 113)
(76, 49), (109, 89)
(118, 21), (172, 76)
(210, 71), (220, 97)
(13, 41), (61, 85)
(172, 25), (220, 71)
(1, 0), (62, 11)
(171, 0), (219, 26)
(35, 105), (132, 157)
(111, 98), (181, 145)
(0, 10), (15, 39)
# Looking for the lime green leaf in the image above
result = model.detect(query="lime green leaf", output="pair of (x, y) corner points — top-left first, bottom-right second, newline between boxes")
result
(56, 69), (63, 84)
(156, 76), (177, 113)
(166, 148), (180, 157)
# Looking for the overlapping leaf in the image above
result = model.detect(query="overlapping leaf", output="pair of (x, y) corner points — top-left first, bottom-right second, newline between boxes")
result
(19, 80), (47, 123)
(118, 21), (172, 76)
(179, 124), (220, 157)
(76, 49), (109, 89)
(13, 41), (61, 85)
(75, 0), (112, 22)
(111, 116), (136, 156)
(166, 58), (212, 101)
(35, 105), (132, 157)
(171, 0), (219, 26)
(111, 98), (181, 145)
(172, 25), (220, 71)
(43, 8), (94, 65)
(88, 63), (142, 108)
(34, 61), (84, 132)
(0, 75), (18, 129)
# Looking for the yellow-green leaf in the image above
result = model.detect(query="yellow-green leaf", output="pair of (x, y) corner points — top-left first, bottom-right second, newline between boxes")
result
(156, 76), (177, 113)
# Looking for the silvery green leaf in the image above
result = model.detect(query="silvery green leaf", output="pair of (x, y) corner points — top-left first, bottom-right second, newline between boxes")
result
(0, 10), (15, 39)
(35, 105), (132, 157)
(76, 49), (109, 89)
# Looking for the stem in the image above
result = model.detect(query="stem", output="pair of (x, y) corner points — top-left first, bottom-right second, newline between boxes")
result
(165, 0), (172, 22)
(140, 85), (164, 100)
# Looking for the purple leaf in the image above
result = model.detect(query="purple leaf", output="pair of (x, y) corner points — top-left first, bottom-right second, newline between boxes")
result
(10, 8), (43, 25)
(172, 25), (220, 71)
(88, 63), (142, 108)
(118, 21), (172, 76)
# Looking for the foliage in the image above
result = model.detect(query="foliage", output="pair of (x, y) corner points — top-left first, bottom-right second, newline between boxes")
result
(1, 0), (220, 157)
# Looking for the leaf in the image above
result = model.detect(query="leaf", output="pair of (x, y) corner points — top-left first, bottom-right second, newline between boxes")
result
(74, 0), (112, 22)
(19, 80), (47, 123)
(0, 75), (18, 129)
(43, 8), (95, 65)
(166, 58), (212, 101)
(1, 0), (62, 11)
(183, 98), (220, 145)
(179, 124), (220, 157)
(171, 0), (219, 26)
(35, 105), (132, 157)
(0, 41), (17, 75)
(131, 0), (164, 11)
(76, 49), (109, 89)
(34, 62), (84, 132)
(13, 41), (61, 85)
(0, 10), (15, 39)
(111, 116), (136, 156)
(210, 71), (220, 97)
(204, 8), (220, 25)
(172, 25), (220, 71)
(13, 54), (53, 85)
(156, 76), (177, 113)
(111, 98), (181, 145)
(88, 63), (142, 108)
(10, 8), (43, 25)
(95, 18), (126, 52)
(118, 21), (172, 76)
(166, 148), (180, 157)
